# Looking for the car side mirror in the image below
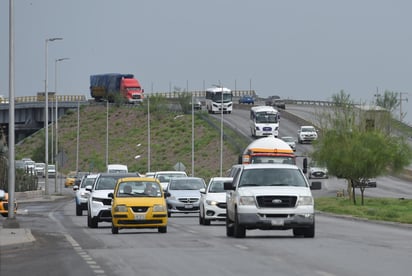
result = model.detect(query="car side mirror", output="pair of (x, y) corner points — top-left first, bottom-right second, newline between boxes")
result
(302, 158), (308, 174)
(310, 181), (322, 190)
(73, 185), (79, 191)
(85, 185), (92, 192)
(164, 192), (171, 198)
(108, 193), (114, 199)
(224, 181), (235, 191)
(199, 188), (206, 194)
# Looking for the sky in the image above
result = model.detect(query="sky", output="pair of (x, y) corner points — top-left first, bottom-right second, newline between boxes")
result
(1, 0), (411, 125)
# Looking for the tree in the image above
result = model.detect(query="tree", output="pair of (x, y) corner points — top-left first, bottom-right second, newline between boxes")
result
(375, 90), (399, 113)
(312, 91), (412, 205)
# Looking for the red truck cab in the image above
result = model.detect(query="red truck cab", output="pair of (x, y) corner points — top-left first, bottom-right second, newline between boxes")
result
(120, 77), (144, 104)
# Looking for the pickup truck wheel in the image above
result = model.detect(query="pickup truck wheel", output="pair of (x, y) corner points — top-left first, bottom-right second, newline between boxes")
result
(293, 224), (315, 238)
(233, 211), (246, 238)
(226, 213), (234, 237)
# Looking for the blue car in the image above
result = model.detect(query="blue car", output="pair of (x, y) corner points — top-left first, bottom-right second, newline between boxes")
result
(239, 95), (254, 104)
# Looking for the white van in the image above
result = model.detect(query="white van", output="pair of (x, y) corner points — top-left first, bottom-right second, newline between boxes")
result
(107, 164), (128, 174)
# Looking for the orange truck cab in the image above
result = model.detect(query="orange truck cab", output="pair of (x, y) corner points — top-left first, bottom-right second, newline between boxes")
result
(240, 136), (296, 165)
(120, 76), (144, 104)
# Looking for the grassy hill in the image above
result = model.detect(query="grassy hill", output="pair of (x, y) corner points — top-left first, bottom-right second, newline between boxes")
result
(15, 102), (249, 181)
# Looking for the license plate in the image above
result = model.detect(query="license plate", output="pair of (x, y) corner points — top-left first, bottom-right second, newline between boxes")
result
(184, 204), (193, 209)
(271, 219), (284, 226)
(135, 214), (145, 220)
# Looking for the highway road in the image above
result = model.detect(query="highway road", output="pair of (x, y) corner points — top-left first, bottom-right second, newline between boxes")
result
(1, 195), (411, 276)
(212, 106), (412, 199)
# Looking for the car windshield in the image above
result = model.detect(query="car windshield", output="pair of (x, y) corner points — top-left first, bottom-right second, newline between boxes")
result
(282, 137), (294, 142)
(208, 181), (225, 193)
(116, 181), (161, 197)
(156, 173), (186, 183)
(82, 177), (96, 188)
(169, 179), (205, 190)
(238, 168), (307, 187)
(95, 177), (118, 190)
(302, 127), (315, 132)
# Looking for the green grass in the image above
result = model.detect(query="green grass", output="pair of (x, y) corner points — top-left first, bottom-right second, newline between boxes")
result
(315, 197), (412, 224)
(15, 104), (250, 182)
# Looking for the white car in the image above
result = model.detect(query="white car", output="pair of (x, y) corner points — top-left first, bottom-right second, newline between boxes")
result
(34, 162), (45, 177)
(73, 174), (97, 216)
(308, 162), (328, 179)
(154, 171), (188, 190)
(47, 164), (56, 178)
(297, 126), (318, 144)
(86, 172), (139, 228)
(281, 136), (296, 151)
(199, 177), (232, 225)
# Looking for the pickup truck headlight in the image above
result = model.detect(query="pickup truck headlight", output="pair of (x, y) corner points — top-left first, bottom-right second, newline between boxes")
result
(297, 196), (314, 206)
(153, 204), (166, 212)
(114, 205), (127, 212)
(239, 196), (256, 206)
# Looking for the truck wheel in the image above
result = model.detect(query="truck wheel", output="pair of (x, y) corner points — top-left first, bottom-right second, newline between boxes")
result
(293, 224), (315, 238)
(226, 211), (234, 237)
(233, 210), (246, 238)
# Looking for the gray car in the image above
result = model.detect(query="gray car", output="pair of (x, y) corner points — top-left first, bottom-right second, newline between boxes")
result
(165, 177), (206, 217)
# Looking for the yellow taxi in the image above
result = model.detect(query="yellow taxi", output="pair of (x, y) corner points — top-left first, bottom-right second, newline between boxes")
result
(109, 177), (168, 234)
(0, 189), (17, 217)
(64, 171), (77, 187)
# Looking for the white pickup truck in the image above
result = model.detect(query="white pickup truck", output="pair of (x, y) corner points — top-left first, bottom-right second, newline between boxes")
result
(224, 163), (321, 238)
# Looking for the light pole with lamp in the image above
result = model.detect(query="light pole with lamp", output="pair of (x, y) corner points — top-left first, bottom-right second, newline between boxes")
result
(44, 37), (63, 197)
(53, 57), (69, 193)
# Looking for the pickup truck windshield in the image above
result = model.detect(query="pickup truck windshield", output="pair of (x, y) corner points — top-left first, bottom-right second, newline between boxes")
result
(238, 168), (307, 187)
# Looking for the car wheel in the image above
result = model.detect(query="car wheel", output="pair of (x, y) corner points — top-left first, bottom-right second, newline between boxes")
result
(167, 211), (171, 218)
(87, 211), (98, 228)
(76, 204), (83, 216)
(199, 212), (204, 225)
(111, 222), (119, 234)
(233, 210), (246, 238)
(226, 213), (234, 237)
(158, 226), (167, 233)
(204, 218), (211, 226)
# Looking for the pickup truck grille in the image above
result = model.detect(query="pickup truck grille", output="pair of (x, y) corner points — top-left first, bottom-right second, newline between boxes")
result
(256, 196), (297, 208)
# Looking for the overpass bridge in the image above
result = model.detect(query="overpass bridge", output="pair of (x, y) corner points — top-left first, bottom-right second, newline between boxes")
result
(0, 95), (87, 142)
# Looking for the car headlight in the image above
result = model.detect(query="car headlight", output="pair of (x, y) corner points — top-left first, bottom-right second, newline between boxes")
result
(114, 205), (127, 212)
(206, 199), (218, 206)
(297, 196), (313, 206)
(153, 204), (166, 212)
(239, 196), (255, 206)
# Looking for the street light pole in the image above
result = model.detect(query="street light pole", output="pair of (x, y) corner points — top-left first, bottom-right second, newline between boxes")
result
(106, 100), (109, 169)
(44, 37), (62, 197)
(54, 57), (69, 193)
